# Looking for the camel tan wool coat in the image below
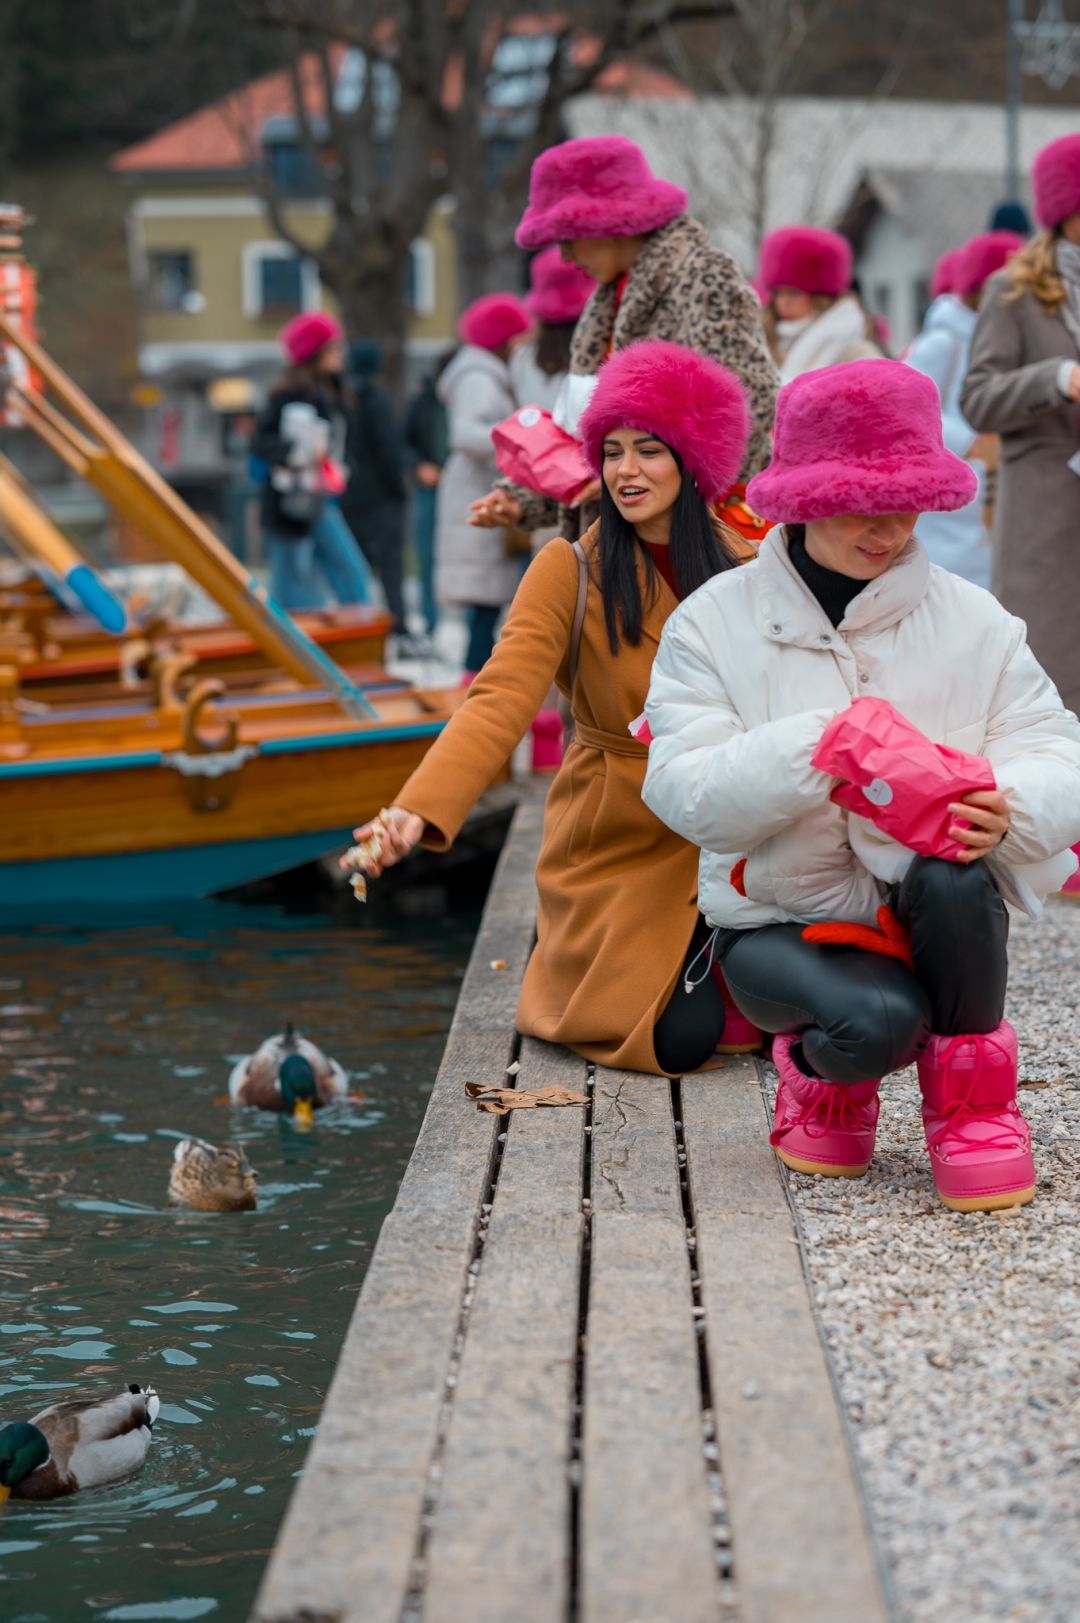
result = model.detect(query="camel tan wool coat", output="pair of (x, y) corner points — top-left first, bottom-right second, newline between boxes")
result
(396, 524), (746, 1075)
(961, 271), (1080, 714)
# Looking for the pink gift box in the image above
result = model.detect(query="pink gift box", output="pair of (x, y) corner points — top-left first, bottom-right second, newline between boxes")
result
(812, 696), (996, 862)
(492, 405), (595, 506)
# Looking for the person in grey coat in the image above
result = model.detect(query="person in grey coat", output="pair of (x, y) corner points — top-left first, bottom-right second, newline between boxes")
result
(435, 293), (532, 674)
(961, 132), (1080, 718)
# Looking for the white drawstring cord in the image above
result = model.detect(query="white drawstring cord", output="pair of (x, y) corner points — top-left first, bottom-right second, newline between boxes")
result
(683, 926), (720, 995)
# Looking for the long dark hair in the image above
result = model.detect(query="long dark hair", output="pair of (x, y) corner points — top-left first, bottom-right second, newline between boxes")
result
(597, 465), (740, 654)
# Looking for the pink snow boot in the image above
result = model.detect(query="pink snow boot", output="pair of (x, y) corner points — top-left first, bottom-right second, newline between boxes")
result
(769, 1033), (881, 1177)
(917, 1019), (1036, 1212)
(530, 708), (565, 771)
(711, 964), (763, 1054)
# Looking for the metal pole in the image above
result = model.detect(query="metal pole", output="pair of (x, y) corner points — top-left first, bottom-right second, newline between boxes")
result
(1006, 0), (1024, 199)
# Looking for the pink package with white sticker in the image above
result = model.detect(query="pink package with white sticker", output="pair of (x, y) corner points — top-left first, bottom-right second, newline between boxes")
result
(811, 696), (996, 861)
(491, 405), (595, 506)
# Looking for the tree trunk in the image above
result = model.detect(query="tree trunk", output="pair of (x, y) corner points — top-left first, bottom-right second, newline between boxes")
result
(317, 222), (413, 401)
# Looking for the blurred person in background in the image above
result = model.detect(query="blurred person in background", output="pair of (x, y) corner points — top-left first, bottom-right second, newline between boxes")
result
(759, 226), (883, 381)
(341, 340), (411, 648)
(471, 135), (778, 545)
(403, 352), (453, 641)
(905, 230), (1024, 587)
(961, 133), (1080, 720)
(251, 312), (372, 611)
(436, 293), (532, 678)
(509, 246), (595, 416)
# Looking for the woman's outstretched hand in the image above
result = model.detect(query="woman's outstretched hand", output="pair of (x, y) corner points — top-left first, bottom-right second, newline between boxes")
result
(468, 491), (524, 528)
(948, 789), (1011, 863)
(340, 807), (425, 879)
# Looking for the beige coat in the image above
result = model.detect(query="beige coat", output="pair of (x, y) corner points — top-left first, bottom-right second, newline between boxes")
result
(396, 525), (717, 1075)
(960, 271), (1080, 714)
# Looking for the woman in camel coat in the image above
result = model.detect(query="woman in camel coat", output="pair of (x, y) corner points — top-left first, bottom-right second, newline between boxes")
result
(348, 343), (755, 1076)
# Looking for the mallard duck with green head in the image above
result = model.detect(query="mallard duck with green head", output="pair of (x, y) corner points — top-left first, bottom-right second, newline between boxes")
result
(169, 1137), (257, 1211)
(228, 1023), (347, 1124)
(0, 1384), (159, 1502)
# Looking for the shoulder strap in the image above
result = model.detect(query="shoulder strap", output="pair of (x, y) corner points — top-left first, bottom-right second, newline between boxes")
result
(567, 540), (589, 696)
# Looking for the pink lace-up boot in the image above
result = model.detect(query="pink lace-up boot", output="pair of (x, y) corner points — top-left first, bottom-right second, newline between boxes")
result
(769, 1033), (881, 1177)
(917, 1019), (1036, 1212)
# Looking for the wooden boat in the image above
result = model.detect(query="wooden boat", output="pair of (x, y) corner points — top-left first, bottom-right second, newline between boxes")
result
(0, 214), (462, 909)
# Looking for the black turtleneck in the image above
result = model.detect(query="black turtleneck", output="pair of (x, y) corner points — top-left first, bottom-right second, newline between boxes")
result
(787, 524), (868, 629)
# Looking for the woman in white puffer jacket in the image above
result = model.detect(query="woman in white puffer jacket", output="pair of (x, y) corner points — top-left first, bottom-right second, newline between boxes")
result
(643, 359), (1080, 1214)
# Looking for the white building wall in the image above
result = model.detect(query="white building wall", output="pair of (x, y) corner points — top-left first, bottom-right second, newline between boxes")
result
(855, 212), (929, 352)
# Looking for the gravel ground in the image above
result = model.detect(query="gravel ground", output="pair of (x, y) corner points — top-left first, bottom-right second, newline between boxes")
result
(764, 899), (1080, 1623)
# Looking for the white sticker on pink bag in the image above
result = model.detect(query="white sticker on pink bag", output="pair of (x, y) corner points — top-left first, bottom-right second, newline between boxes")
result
(863, 777), (894, 806)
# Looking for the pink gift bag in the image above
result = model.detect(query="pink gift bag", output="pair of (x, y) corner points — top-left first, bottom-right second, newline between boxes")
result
(492, 405), (595, 506)
(811, 696), (996, 862)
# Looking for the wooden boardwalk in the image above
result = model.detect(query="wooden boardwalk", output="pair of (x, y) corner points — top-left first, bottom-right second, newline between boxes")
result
(253, 800), (893, 1623)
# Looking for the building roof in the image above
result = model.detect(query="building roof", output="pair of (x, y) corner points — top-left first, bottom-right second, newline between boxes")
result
(841, 167), (1032, 266)
(111, 32), (687, 177)
(565, 93), (1080, 271)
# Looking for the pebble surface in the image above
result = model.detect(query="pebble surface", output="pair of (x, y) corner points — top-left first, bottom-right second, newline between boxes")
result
(763, 900), (1080, 1623)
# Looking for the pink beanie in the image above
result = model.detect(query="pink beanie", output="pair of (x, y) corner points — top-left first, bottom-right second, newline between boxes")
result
(516, 136), (688, 251)
(458, 293), (531, 352)
(954, 230), (1025, 296)
(580, 340), (749, 504)
(280, 311), (342, 365)
(747, 360), (977, 522)
(1032, 133), (1080, 229)
(526, 247), (596, 325)
(930, 248), (962, 299)
(759, 227), (853, 297)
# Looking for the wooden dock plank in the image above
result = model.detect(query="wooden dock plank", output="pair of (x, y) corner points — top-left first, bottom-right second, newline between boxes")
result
(422, 1037), (587, 1623)
(682, 1061), (889, 1623)
(252, 803), (546, 1623)
(581, 1072), (720, 1623)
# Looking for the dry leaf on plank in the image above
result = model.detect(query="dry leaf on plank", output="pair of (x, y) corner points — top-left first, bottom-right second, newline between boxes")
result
(465, 1082), (589, 1116)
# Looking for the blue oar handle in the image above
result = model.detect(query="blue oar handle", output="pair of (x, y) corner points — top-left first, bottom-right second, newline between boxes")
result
(65, 563), (129, 634)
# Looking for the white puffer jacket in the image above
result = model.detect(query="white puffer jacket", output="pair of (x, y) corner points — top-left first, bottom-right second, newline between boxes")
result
(643, 527), (1080, 926)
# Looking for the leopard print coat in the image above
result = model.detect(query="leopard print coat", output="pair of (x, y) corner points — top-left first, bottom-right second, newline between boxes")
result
(505, 215), (779, 535)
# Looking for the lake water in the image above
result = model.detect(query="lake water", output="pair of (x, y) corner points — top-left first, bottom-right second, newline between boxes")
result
(0, 879), (487, 1623)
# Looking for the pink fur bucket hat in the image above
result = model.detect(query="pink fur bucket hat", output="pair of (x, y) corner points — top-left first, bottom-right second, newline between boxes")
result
(746, 360), (978, 522)
(516, 136), (688, 251)
(580, 340), (750, 504)
(954, 230), (1025, 296)
(280, 310), (342, 365)
(759, 226), (853, 297)
(526, 247), (596, 325)
(1032, 133), (1080, 229)
(930, 247), (962, 299)
(458, 293), (532, 352)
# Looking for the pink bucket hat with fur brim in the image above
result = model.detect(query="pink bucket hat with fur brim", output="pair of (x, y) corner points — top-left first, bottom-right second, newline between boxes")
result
(759, 226), (852, 297)
(280, 310), (342, 365)
(746, 360), (978, 522)
(458, 293), (532, 352)
(954, 230), (1025, 295)
(526, 246), (596, 324)
(1032, 133), (1080, 229)
(516, 136), (688, 250)
(579, 340), (750, 505)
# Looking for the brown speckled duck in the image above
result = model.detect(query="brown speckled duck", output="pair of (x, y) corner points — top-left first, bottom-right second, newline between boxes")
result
(0, 1385), (159, 1502)
(169, 1137), (257, 1211)
(228, 1023), (347, 1124)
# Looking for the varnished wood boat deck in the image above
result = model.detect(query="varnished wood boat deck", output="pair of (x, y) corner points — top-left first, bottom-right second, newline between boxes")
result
(252, 800), (893, 1623)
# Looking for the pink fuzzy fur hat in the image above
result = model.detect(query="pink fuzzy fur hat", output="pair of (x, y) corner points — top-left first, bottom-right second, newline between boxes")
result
(746, 360), (978, 522)
(516, 136), (688, 250)
(954, 231), (1025, 296)
(1032, 133), (1080, 229)
(930, 247), (962, 299)
(759, 226), (853, 297)
(280, 311), (342, 365)
(579, 340), (750, 504)
(526, 247), (596, 325)
(458, 293), (532, 352)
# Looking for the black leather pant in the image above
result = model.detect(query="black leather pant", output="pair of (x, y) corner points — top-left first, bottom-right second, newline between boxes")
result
(715, 856), (1009, 1086)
